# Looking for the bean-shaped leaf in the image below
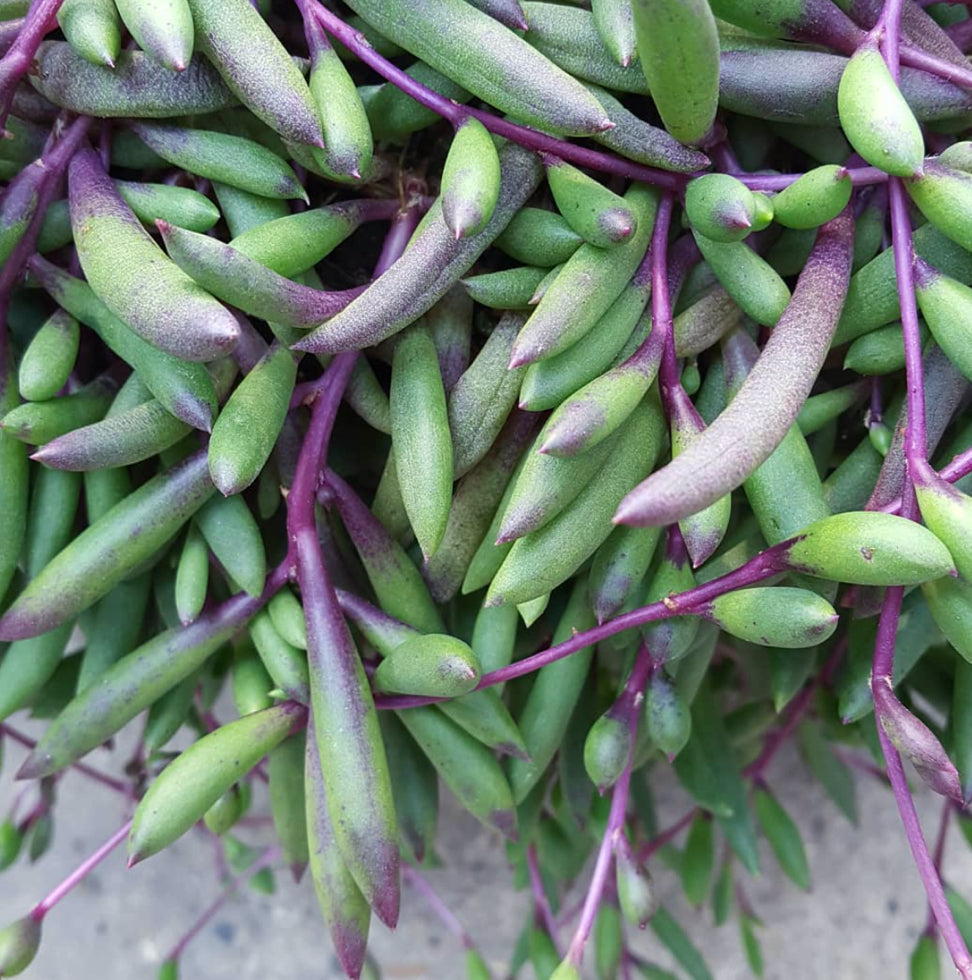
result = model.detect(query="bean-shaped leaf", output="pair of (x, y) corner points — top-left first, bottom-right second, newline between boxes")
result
(0, 451), (215, 641)
(784, 511), (955, 586)
(130, 701), (306, 861)
(442, 118), (501, 239)
(618, 210), (852, 526)
(69, 146), (239, 363)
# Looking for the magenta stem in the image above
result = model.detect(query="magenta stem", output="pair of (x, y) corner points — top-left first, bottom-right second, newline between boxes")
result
(833, 746), (890, 783)
(0, 113), (90, 375)
(744, 637), (847, 781)
(30, 819), (132, 921)
(380, 541), (792, 709)
(888, 178), (927, 469)
(938, 446), (972, 486)
(0, 0), (65, 131)
(880, 446), (972, 514)
(926, 801), (953, 934)
(869, 377), (884, 428)
(162, 846), (281, 964)
(878, 0), (905, 76)
(651, 194), (681, 400)
(403, 865), (475, 950)
(287, 353), (357, 543)
(566, 646), (652, 966)
(286, 210), (416, 709)
(566, 765), (625, 964)
(738, 167), (887, 192)
(373, 200), (423, 277)
(880, 718), (972, 977)
(527, 844), (561, 953)
(304, 0), (686, 191)
(637, 808), (698, 863)
(0, 724), (129, 794)
(899, 42), (972, 91)
(286, 196), (416, 541)
(868, 8), (964, 965)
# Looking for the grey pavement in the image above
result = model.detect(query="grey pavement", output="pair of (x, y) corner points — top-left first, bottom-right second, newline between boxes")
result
(1, 715), (969, 980)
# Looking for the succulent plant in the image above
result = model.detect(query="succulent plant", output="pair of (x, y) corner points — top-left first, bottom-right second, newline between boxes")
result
(2, 0), (972, 978)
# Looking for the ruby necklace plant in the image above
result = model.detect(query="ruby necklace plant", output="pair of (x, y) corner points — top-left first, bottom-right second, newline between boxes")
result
(3, 0), (972, 978)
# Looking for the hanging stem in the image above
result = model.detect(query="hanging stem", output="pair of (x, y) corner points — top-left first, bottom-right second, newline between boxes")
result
(403, 865), (477, 951)
(527, 844), (561, 954)
(161, 846), (281, 965)
(866, 1), (969, 967)
(287, 197), (418, 545)
(566, 646), (652, 966)
(744, 636), (848, 781)
(879, 707), (972, 977)
(0, 724), (129, 795)
(30, 820), (132, 921)
(637, 807), (698, 863)
(926, 801), (954, 935)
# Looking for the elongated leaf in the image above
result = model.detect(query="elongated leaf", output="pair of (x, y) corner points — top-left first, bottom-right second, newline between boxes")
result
(754, 788), (811, 890)
(798, 722), (857, 824)
(680, 815), (714, 907)
(674, 680), (760, 873)
(649, 908), (713, 980)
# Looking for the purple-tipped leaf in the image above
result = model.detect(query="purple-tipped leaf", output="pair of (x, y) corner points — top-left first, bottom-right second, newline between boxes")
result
(615, 206), (853, 527)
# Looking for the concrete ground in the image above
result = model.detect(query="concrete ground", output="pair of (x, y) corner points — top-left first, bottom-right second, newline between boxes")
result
(1, 714), (969, 980)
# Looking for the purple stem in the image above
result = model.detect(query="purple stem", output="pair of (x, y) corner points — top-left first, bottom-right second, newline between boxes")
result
(403, 865), (475, 951)
(304, 0), (685, 192)
(0, 724), (129, 795)
(867, 8), (969, 971)
(527, 844), (561, 954)
(286, 197), (417, 538)
(0, 0), (66, 131)
(637, 808), (698, 863)
(651, 194), (681, 401)
(373, 201), (423, 278)
(738, 167), (887, 192)
(162, 846), (281, 964)
(879, 0), (926, 473)
(744, 637), (847, 781)
(0, 113), (90, 374)
(30, 819), (132, 921)
(667, 234), (702, 303)
(879, 711), (972, 977)
(880, 445), (972, 514)
(877, 0), (905, 74)
(833, 746), (891, 783)
(287, 354), (357, 544)
(378, 541), (793, 709)
(928, 448), (972, 487)
(926, 801), (953, 934)
(888, 178), (927, 468)
(869, 377), (884, 428)
(566, 647), (652, 966)
(899, 41), (972, 90)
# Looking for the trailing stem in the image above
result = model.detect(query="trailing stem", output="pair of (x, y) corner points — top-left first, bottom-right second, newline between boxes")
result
(866, 3), (971, 974)
(565, 646), (652, 967)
